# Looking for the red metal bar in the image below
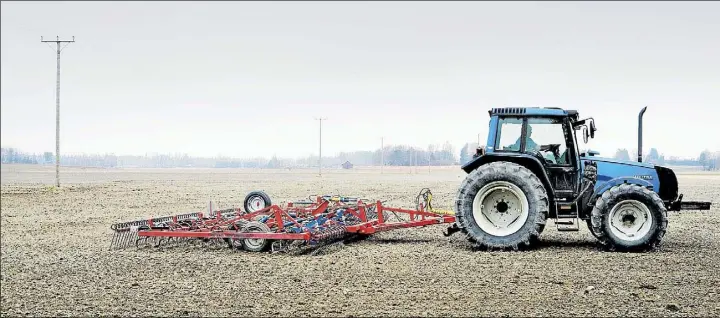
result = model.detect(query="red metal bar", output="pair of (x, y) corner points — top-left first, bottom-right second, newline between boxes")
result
(359, 205), (367, 222)
(223, 231), (310, 240)
(311, 201), (330, 216)
(372, 217), (453, 232)
(382, 206), (445, 218)
(343, 207), (363, 220)
(138, 230), (311, 240)
(377, 200), (384, 223)
(273, 206), (284, 231)
(345, 221), (376, 233)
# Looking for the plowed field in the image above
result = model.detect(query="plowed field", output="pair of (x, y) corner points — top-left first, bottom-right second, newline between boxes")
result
(2, 165), (719, 317)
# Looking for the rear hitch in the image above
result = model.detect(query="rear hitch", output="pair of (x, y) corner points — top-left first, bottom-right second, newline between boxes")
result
(443, 223), (461, 237)
(668, 194), (712, 211)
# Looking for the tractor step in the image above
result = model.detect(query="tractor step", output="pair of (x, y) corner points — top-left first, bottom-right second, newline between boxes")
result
(554, 202), (580, 231)
(555, 218), (580, 231)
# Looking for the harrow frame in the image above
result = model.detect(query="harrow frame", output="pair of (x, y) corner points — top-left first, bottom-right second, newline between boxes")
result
(110, 191), (456, 253)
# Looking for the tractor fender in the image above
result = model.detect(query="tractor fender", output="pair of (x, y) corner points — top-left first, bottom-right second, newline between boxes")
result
(590, 177), (654, 204)
(461, 152), (555, 199)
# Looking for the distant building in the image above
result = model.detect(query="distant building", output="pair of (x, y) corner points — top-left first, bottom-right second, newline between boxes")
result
(342, 161), (353, 169)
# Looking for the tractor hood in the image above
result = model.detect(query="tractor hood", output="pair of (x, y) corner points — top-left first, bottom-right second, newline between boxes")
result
(581, 155), (660, 191)
(580, 156), (679, 202)
(581, 156), (655, 169)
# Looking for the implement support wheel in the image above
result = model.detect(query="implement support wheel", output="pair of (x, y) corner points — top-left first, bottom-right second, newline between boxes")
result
(244, 191), (272, 213)
(240, 221), (273, 252)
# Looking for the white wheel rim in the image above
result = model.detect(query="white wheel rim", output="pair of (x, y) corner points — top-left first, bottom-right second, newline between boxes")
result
(244, 226), (266, 249)
(247, 196), (266, 212)
(608, 200), (653, 242)
(472, 181), (530, 237)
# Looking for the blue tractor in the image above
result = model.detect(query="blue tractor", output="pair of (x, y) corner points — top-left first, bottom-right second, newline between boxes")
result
(450, 106), (712, 251)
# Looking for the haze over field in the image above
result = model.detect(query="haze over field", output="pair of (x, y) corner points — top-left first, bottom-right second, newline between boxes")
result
(2, 1), (719, 159)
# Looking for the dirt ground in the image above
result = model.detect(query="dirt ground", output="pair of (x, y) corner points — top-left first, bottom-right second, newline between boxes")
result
(1, 164), (719, 317)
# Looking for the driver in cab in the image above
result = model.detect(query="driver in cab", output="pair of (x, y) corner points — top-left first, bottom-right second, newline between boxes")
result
(508, 125), (538, 152)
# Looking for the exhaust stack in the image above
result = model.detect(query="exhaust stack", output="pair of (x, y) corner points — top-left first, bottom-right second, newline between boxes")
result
(638, 106), (647, 163)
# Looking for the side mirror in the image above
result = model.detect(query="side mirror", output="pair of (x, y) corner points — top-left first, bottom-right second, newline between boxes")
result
(589, 120), (596, 138)
(587, 150), (600, 156)
(473, 146), (486, 158)
(582, 126), (589, 143)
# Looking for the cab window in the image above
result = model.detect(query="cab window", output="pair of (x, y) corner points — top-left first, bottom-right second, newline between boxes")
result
(496, 117), (523, 151)
(526, 118), (569, 165)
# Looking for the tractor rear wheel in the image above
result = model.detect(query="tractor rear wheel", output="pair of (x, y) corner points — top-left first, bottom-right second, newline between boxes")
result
(590, 184), (667, 251)
(454, 162), (549, 250)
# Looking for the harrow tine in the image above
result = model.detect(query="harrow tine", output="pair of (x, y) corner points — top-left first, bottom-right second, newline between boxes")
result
(109, 229), (139, 250)
(124, 232), (134, 249)
(109, 232), (119, 250)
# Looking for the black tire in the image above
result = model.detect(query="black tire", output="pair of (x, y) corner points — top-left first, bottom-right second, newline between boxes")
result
(243, 191), (272, 213)
(454, 161), (549, 250)
(590, 184), (667, 252)
(582, 161), (602, 241)
(225, 220), (249, 249)
(586, 219), (603, 241)
(240, 221), (272, 252)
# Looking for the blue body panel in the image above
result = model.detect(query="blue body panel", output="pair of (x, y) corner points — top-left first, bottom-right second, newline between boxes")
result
(581, 156), (659, 195)
(486, 117), (499, 153)
(490, 107), (570, 117)
(518, 108), (568, 116)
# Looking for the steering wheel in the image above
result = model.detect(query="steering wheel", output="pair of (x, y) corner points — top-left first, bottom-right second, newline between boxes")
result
(525, 148), (550, 165)
(538, 144), (562, 164)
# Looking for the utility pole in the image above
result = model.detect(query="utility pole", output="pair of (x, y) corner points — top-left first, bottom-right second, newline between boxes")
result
(427, 150), (431, 174)
(380, 137), (384, 174)
(314, 117), (327, 176)
(413, 148), (418, 174)
(41, 36), (75, 188)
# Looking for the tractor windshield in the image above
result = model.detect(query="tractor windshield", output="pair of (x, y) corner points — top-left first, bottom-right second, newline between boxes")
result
(496, 117), (569, 165)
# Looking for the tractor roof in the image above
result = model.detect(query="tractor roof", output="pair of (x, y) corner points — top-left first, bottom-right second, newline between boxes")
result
(489, 107), (579, 119)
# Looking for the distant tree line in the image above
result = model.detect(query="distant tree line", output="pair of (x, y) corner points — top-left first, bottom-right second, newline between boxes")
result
(5, 144), (716, 171)
(0, 142), (458, 169)
(613, 148), (719, 171)
(0, 148), (42, 164)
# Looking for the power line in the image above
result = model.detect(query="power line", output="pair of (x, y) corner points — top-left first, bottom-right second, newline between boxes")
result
(314, 117), (327, 176)
(41, 36), (75, 187)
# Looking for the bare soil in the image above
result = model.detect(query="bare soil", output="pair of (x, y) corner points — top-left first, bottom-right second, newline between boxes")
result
(1, 164), (719, 317)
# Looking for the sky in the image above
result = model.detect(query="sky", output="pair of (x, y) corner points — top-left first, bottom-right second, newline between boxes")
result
(2, 1), (719, 159)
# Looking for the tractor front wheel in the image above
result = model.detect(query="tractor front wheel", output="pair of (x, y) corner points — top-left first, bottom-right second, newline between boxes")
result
(590, 184), (667, 251)
(586, 219), (604, 242)
(454, 162), (549, 250)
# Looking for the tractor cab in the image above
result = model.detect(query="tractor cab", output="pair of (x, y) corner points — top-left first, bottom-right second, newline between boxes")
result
(470, 107), (597, 205)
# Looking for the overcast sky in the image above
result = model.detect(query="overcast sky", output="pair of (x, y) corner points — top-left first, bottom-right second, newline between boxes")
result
(2, 1), (718, 159)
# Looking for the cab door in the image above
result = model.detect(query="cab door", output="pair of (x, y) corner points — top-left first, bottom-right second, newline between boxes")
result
(521, 117), (579, 203)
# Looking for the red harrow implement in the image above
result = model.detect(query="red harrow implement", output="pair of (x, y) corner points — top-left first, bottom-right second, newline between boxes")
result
(109, 189), (456, 254)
